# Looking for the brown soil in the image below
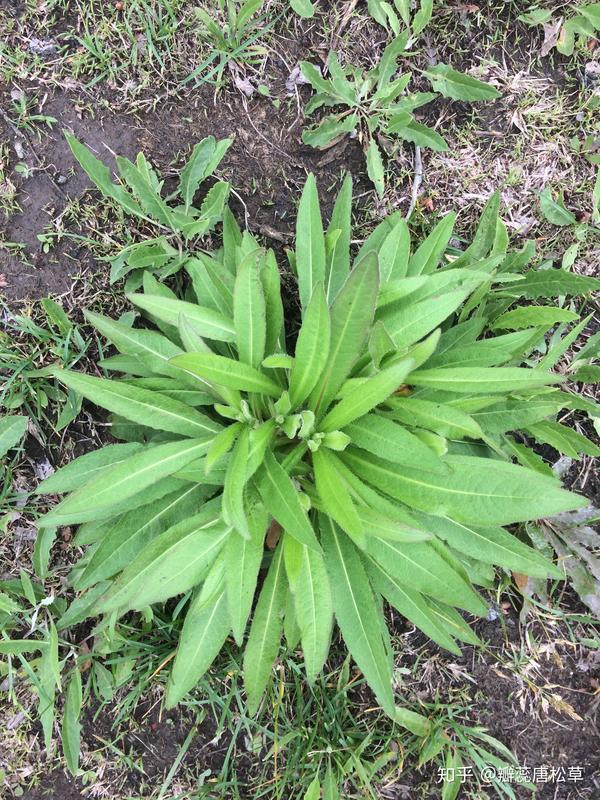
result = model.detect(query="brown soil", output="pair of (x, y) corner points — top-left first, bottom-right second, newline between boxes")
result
(0, 74), (368, 303)
(9, 610), (599, 800)
(430, 611), (599, 800)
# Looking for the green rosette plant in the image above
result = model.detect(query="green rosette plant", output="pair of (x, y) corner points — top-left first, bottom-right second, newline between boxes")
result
(36, 174), (599, 723)
(66, 133), (233, 285)
(300, 37), (500, 195)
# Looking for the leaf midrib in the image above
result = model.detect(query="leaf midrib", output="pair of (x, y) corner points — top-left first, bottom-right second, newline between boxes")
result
(64, 440), (208, 514)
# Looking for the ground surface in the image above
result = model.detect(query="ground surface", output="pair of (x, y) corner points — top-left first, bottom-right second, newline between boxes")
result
(1, 0), (599, 798)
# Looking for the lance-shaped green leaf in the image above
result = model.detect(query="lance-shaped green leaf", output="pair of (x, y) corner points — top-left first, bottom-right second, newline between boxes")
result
(320, 358), (414, 432)
(116, 155), (174, 226)
(369, 320), (397, 367)
(261, 250), (285, 356)
(51, 370), (220, 439)
(408, 366), (563, 394)
(257, 451), (321, 551)
(177, 312), (211, 354)
(127, 293), (235, 341)
(35, 443), (143, 496)
(332, 452), (421, 520)
(501, 437), (553, 476)
(303, 114), (359, 148)
(393, 120), (448, 151)
(289, 283), (331, 408)
(283, 532), (303, 591)
(247, 419), (277, 478)
(356, 212), (400, 264)
(428, 607), (479, 657)
(41, 439), (210, 526)
(578, 3), (600, 27)
(423, 64), (501, 101)
(66, 132), (145, 220)
(357, 505), (432, 543)
(527, 420), (600, 458)
(284, 588), (301, 649)
(380, 287), (475, 348)
(194, 177), (230, 234)
(143, 269), (177, 299)
(296, 173), (326, 311)
(309, 253), (379, 413)
(406, 213), (455, 276)
(345, 414), (446, 473)
(313, 449), (363, 544)
(436, 317), (484, 352)
(507, 268), (600, 299)
(0, 593), (22, 615)
(538, 314), (592, 371)
(539, 187), (577, 226)
(384, 108), (412, 131)
(0, 639), (49, 654)
(325, 174), (352, 301)
(170, 353), (281, 397)
(222, 426), (251, 538)
(166, 558), (230, 706)
(61, 669), (82, 775)
(375, 33), (409, 89)
(395, 267), (495, 304)
(450, 191), (500, 267)
(37, 621), (58, 751)
(469, 398), (569, 435)
(75, 483), (214, 590)
(33, 527), (57, 580)
(344, 449), (585, 525)
(244, 543), (286, 714)
(179, 136), (232, 212)
(95, 505), (229, 614)
(417, 514), (562, 578)
(366, 557), (462, 655)
(54, 582), (108, 631)
(187, 255), (234, 317)
(79, 478), (188, 533)
(291, 543), (333, 682)
(263, 354), (294, 369)
(491, 306), (579, 331)
(86, 311), (185, 376)
(0, 415), (28, 459)
(174, 456), (226, 485)
(425, 343), (512, 370)
(300, 61), (332, 94)
(412, 0), (434, 34)
(291, 0), (315, 18)
(126, 379), (213, 407)
(385, 397), (483, 439)
(378, 218), (410, 282)
(176, 315), (239, 405)
(206, 422), (241, 472)
(234, 252), (267, 368)
(366, 139), (385, 197)
(225, 508), (267, 645)
(320, 516), (395, 716)
(366, 535), (486, 614)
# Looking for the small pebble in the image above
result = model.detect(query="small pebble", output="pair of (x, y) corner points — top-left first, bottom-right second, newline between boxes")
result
(28, 37), (57, 56)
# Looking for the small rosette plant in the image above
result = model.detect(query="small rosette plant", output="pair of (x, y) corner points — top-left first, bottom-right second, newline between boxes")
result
(300, 37), (500, 195)
(37, 174), (595, 721)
